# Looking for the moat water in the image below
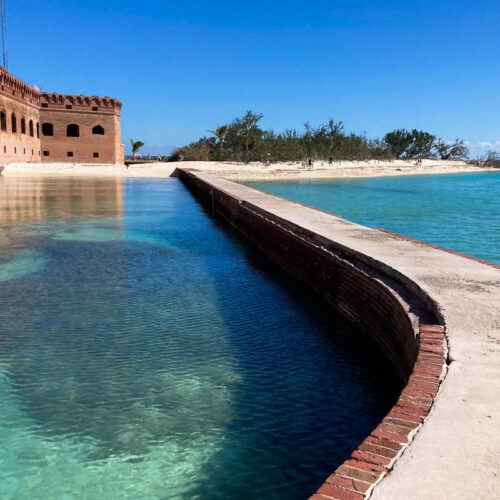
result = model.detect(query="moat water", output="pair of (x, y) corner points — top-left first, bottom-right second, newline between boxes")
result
(247, 171), (500, 265)
(0, 177), (397, 499)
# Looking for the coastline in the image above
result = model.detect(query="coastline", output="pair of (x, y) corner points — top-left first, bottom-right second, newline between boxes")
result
(1, 159), (496, 180)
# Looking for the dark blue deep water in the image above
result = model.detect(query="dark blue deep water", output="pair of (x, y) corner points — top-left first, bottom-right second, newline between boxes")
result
(0, 177), (397, 499)
(246, 172), (500, 265)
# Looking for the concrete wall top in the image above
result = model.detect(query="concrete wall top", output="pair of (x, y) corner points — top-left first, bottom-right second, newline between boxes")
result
(179, 169), (500, 499)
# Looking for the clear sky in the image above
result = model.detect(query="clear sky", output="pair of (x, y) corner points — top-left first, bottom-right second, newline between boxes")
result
(6, 0), (500, 156)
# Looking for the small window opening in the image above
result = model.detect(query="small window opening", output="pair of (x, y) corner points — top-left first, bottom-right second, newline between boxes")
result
(67, 151), (74, 157)
(36, 122), (40, 138)
(66, 105), (72, 109)
(14, 147), (17, 154)
(29, 120), (34, 137)
(11, 113), (17, 133)
(92, 106), (98, 111)
(32, 149), (34, 155)
(42, 123), (54, 136)
(93, 152), (100, 158)
(43, 151), (50, 156)
(67, 124), (79, 137)
(24, 148), (26, 154)
(21, 117), (26, 134)
(92, 125), (105, 135)
(41, 103), (48, 108)
(3, 146), (6, 153)
(0, 110), (6, 131)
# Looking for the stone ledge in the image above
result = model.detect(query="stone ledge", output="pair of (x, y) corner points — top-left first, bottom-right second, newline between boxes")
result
(175, 168), (500, 500)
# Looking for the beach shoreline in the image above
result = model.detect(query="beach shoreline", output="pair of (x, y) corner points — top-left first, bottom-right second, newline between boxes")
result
(1, 159), (495, 181)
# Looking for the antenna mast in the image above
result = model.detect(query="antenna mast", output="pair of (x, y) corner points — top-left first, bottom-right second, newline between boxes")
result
(1, 0), (7, 69)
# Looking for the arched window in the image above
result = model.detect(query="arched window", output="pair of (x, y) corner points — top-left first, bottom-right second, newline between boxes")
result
(42, 123), (54, 136)
(29, 120), (34, 137)
(92, 125), (105, 135)
(11, 113), (17, 133)
(67, 124), (79, 137)
(0, 110), (6, 132)
(21, 117), (26, 135)
(36, 122), (40, 138)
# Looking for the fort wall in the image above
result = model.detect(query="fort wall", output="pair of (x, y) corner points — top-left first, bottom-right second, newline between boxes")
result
(0, 68), (123, 166)
(0, 92), (41, 164)
(176, 168), (500, 500)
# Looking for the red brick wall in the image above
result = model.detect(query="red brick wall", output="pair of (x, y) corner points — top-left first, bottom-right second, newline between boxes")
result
(0, 68), (123, 166)
(178, 169), (420, 382)
(39, 92), (123, 164)
(0, 92), (41, 164)
(177, 169), (449, 500)
(39, 108), (122, 164)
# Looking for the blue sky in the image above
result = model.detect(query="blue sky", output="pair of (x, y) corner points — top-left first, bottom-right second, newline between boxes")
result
(7, 0), (500, 156)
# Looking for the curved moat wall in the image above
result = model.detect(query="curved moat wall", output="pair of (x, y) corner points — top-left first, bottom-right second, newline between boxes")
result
(176, 168), (500, 500)
(176, 168), (449, 498)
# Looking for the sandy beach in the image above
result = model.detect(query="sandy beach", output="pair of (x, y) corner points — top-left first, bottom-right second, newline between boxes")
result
(1, 159), (495, 180)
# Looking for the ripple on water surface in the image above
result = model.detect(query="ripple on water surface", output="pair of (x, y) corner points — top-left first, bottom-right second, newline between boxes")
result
(0, 176), (397, 499)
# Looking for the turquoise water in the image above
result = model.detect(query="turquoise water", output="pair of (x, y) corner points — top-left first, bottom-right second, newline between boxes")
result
(0, 177), (397, 499)
(246, 172), (500, 265)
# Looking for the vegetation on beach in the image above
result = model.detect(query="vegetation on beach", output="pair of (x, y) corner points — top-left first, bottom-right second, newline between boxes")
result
(168, 111), (471, 163)
(479, 150), (500, 168)
(130, 139), (145, 159)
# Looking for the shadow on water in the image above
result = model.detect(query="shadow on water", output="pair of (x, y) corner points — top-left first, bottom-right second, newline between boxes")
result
(185, 189), (400, 500)
(0, 177), (400, 500)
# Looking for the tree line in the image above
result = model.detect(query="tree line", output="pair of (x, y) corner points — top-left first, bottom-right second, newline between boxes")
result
(167, 111), (471, 163)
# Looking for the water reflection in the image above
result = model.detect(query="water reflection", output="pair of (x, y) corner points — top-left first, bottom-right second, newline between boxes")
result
(0, 176), (124, 223)
(0, 176), (396, 499)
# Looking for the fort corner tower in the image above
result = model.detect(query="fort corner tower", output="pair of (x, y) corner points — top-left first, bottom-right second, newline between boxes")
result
(0, 67), (124, 165)
(39, 92), (123, 164)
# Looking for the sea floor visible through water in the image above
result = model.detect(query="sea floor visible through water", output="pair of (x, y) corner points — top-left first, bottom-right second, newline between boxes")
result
(246, 171), (500, 265)
(0, 176), (398, 499)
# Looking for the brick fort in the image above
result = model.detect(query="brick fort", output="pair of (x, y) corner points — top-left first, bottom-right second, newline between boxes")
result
(0, 67), (123, 165)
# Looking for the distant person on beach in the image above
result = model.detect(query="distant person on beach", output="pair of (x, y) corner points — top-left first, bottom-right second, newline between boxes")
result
(329, 157), (333, 166)
(265, 153), (271, 167)
(301, 160), (306, 169)
(147, 153), (151, 160)
(307, 157), (313, 170)
(158, 154), (162, 162)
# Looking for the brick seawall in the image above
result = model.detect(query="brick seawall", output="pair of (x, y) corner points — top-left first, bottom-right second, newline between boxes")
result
(176, 168), (500, 499)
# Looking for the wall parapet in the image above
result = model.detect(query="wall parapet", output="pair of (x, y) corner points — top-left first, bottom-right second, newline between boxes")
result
(40, 93), (122, 115)
(175, 168), (500, 500)
(0, 67), (40, 106)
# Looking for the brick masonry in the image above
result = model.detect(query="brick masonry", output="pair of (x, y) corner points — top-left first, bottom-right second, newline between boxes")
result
(0, 68), (123, 165)
(309, 323), (447, 500)
(176, 168), (450, 500)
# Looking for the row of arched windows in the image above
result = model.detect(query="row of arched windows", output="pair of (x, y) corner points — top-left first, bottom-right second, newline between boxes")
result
(41, 123), (105, 137)
(1, 111), (39, 138)
(0, 111), (106, 139)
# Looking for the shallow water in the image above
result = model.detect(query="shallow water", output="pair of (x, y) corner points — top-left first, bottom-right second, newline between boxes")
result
(0, 176), (397, 499)
(246, 172), (500, 264)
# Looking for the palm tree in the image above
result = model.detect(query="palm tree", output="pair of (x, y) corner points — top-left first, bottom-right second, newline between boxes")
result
(130, 139), (145, 160)
(208, 124), (228, 157)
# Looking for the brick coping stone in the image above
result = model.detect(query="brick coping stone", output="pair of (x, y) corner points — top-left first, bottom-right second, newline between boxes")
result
(310, 323), (448, 500)
(176, 169), (500, 500)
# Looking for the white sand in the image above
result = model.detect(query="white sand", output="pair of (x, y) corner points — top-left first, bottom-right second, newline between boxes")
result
(1, 159), (495, 180)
